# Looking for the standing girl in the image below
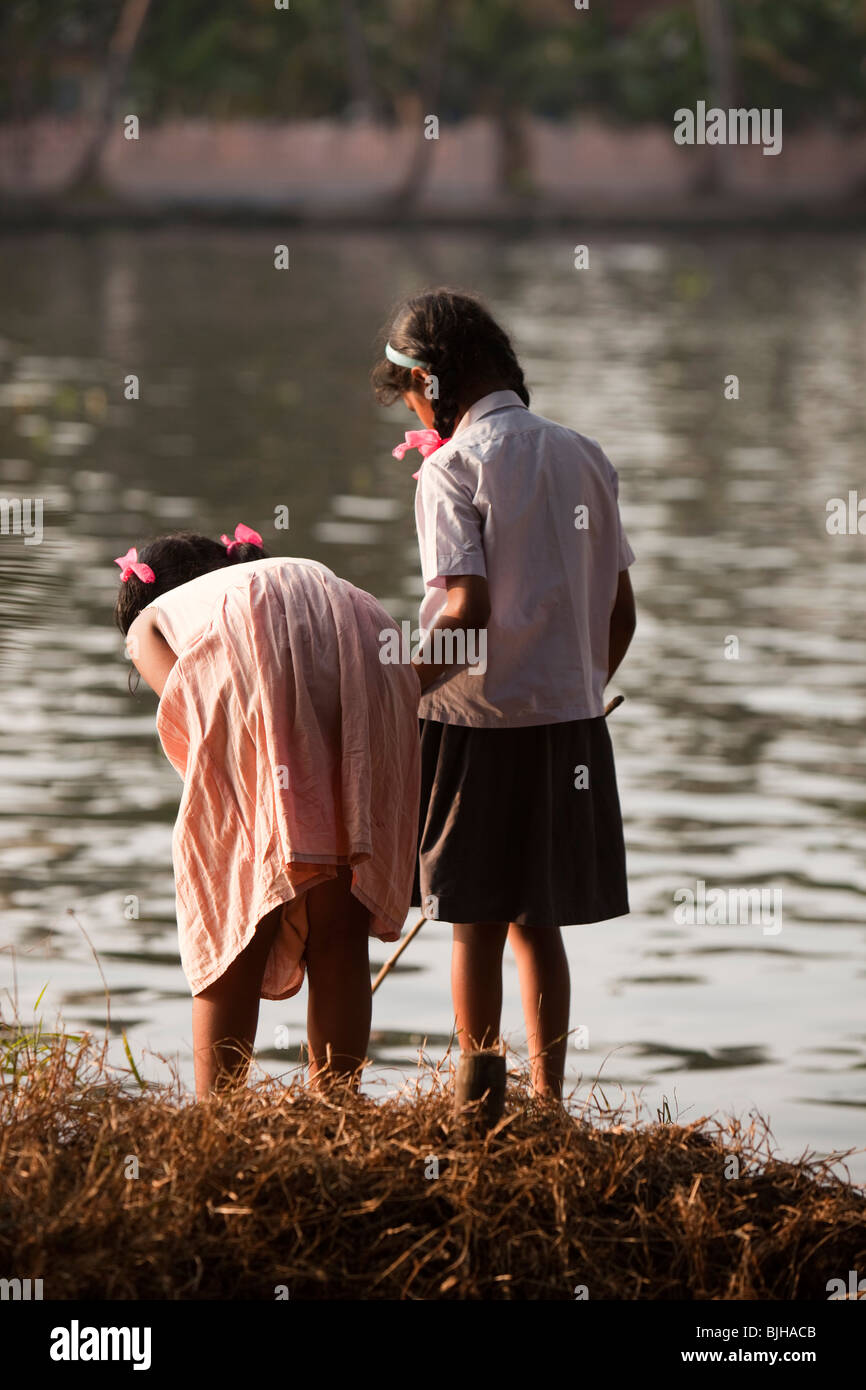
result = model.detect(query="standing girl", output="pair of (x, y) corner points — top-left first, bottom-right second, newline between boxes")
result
(115, 530), (420, 1096)
(372, 288), (636, 1098)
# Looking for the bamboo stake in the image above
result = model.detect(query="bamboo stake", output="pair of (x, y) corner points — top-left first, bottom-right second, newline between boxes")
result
(371, 695), (625, 995)
(454, 1049), (507, 1131)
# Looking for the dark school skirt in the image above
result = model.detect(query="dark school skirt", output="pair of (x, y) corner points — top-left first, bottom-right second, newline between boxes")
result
(412, 716), (629, 928)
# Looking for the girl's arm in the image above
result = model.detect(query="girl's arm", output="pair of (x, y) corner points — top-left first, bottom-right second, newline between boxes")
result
(607, 568), (636, 683)
(126, 611), (178, 698)
(413, 575), (490, 693)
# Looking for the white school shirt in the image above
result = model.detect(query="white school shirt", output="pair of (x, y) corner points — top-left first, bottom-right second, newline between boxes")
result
(414, 390), (635, 727)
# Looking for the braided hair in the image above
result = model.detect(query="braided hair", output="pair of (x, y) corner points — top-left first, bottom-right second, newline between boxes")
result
(114, 530), (268, 635)
(371, 287), (530, 439)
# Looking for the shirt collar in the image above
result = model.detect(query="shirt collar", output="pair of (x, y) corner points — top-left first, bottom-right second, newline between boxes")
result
(452, 389), (527, 438)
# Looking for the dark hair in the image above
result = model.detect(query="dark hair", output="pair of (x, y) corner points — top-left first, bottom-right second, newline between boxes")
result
(371, 287), (530, 438)
(114, 530), (268, 635)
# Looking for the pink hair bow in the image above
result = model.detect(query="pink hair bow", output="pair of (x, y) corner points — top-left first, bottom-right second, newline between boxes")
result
(392, 429), (451, 479)
(220, 522), (263, 555)
(114, 547), (156, 584)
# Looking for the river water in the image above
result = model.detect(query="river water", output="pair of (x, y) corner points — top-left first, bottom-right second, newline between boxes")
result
(1, 228), (864, 1178)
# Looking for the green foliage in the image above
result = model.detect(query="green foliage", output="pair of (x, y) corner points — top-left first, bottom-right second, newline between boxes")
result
(735, 0), (866, 126)
(1, 1011), (84, 1083)
(599, 9), (708, 125)
(0, 0), (864, 127)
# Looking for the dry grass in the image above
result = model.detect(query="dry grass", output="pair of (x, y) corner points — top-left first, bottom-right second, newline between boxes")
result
(1, 1027), (864, 1301)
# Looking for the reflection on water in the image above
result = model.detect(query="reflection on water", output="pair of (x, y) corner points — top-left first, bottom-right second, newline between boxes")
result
(1, 229), (864, 1178)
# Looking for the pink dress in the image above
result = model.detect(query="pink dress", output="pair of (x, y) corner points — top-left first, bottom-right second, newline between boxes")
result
(145, 557), (421, 999)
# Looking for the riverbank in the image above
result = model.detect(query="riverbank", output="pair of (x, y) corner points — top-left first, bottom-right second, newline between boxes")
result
(4, 194), (866, 231)
(2, 1033), (864, 1300)
(2, 116), (866, 228)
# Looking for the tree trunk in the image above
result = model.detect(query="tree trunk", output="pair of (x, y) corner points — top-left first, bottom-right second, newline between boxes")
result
(339, 0), (380, 122)
(9, 59), (35, 192)
(693, 0), (737, 194)
(493, 93), (533, 200)
(65, 0), (153, 198)
(390, 0), (454, 209)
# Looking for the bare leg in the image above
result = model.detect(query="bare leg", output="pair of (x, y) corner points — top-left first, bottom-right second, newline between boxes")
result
(192, 904), (282, 1098)
(304, 866), (372, 1088)
(451, 921), (509, 1053)
(508, 922), (570, 1099)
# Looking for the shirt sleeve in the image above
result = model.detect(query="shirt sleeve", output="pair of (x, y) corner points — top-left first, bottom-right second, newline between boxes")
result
(605, 456), (635, 571)
(416, 456), (487, 589)
(143, 598), (182, 656)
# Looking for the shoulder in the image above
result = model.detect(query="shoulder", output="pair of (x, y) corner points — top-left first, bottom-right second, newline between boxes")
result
(521, 411), (604, 456)
(422, 410), (533, 481)
(417, 442), (477, 495)
(460, 406), (602, 460)
(423, 411), (620, 487)
(461, 405), (542, 454)
(526, 415), (621, 481)
(141, 560), (264, 651)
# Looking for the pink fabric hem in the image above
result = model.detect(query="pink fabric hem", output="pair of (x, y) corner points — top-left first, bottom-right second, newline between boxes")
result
(187, 876), (404, 999)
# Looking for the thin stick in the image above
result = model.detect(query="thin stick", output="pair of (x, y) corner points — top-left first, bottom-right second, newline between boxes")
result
(371, 695), (625, 997)
(371, 914), (426, 995)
